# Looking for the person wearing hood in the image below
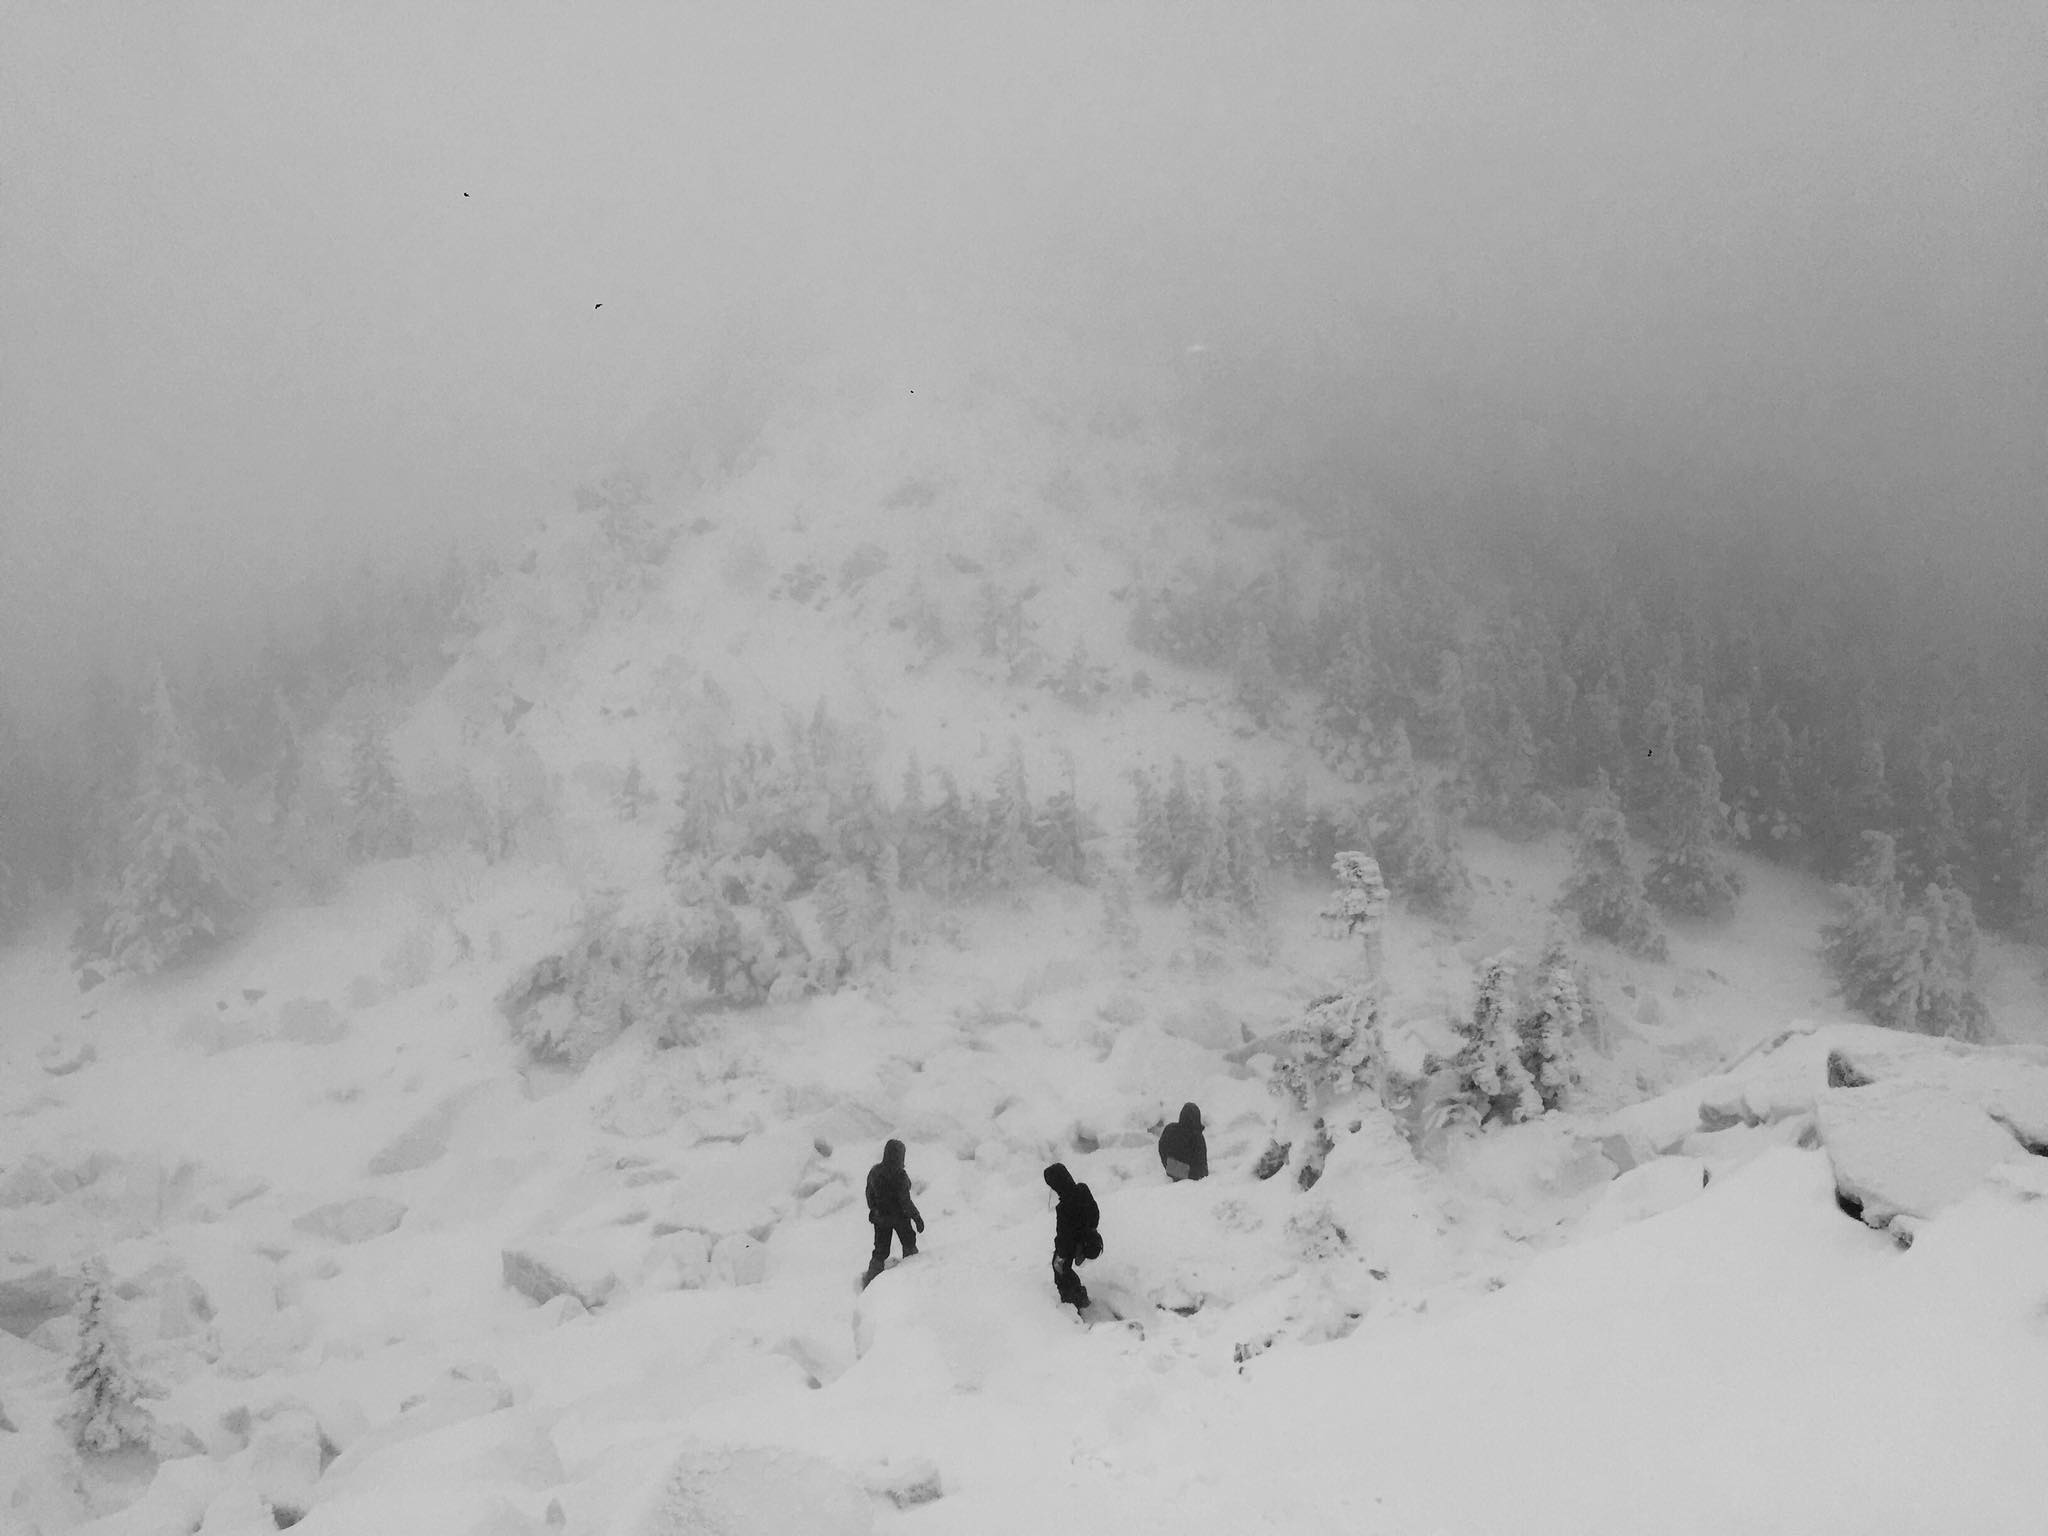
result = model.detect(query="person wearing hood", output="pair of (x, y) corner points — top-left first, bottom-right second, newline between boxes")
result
(863, 1139), (924, 1288)
(1157, 1102), (1209, 1181)
(1042, 1162), (1101, 1311)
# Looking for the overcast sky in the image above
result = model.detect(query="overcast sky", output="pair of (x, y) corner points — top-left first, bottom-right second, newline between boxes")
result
(3, 1), (2043, 713)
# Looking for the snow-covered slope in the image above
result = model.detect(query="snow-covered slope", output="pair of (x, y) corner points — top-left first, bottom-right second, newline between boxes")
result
(4, 342), (2047, 1534)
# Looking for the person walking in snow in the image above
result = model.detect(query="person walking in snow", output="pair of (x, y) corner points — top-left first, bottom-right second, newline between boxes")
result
(1042, 1162), (1101, 1311)
(1156, 1102), (1209, 1181)
(863, 1139), (925, 1288)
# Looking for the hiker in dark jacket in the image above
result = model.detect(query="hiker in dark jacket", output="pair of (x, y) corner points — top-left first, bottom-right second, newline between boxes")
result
(1157, 1102), (1209, 1181)
(1043, 1162), (1100, 1311)
(863, 1139), (924, 1287)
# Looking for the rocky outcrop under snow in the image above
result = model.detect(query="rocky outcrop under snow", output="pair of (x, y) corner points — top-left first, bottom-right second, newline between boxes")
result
(624, 1442), (874, 1536)
(1600, 1022), (2048, 1238)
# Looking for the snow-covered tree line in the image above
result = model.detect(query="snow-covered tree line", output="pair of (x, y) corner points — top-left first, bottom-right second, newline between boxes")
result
(1124, 520), (2048, 956)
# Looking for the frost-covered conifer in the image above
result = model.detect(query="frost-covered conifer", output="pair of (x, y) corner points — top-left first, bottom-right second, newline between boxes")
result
(346, 714), (414, 860)
(1519, 933), (1583, 1111)
(983, 739), (1038, 894)
(63, 1259), (156, 1455)
(1271, 989), (1381, 1114)
(815, 864), (892, 978)
(74, 671), (246, 979)
(1161, 758), (1204, 896)
(895, 753), (930, 889)
(1128, 767), (1171, 892)
(1320, 851), (1388, 977)
(1557, 778), (1666, 959)
(927, 769), (971, 895)
(1645, 746), (1743, 919)
(1213, 762), (1267, 911)
(1917, 882), (1990, 1042)
(1368, 725), (1469, 916)
(1453, 952), (1540, 1125)
(615, 759), (656, 823)
(1821, 833), (1923, 1031)
(1033, 750), (1092, 885)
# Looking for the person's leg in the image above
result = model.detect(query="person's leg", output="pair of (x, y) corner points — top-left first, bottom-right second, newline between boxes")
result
(863, 1222), (892, 1286)
(1051, 1242), (1088, 1308)
(897, 1218), (919, 1258)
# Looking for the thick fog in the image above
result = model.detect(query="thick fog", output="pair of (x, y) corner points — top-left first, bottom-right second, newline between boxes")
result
(4, 1), (2043, 715)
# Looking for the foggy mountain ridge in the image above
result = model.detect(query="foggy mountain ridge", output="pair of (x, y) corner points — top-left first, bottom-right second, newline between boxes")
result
(4, 7), (2048, 1530)
(4, 2), (2045, 708)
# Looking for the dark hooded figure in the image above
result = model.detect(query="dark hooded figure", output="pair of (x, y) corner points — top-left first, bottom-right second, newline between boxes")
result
(863, 1139), (924, 1287)
(1157, 1102), (1209, 1181)
(1042, 1162), (1101, 1311)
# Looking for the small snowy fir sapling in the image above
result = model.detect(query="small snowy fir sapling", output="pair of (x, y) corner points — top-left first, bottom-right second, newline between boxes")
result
(63, 1259), (157, 1455)
(1452, 952), (1542, 1125)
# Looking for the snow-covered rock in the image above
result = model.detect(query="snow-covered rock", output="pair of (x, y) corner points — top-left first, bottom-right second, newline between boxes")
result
(319, 1372), (515, 1486)
(859, 1454), (942, 1509)
(67, 1455), (227, 1536)
(1816, 1079), (2029, 1229)
(621, 1442), (874, 1536)
(709, 1233), (767, 1287)
(366, 1083), (490, 1176)
(273, 998), (348, 1046)
(1576, 1156), (1711, 1238)
(176, 1010), (263, 1056)
(292, 1195), (407, 1243)
(502, 1244), (618, 1309)
(196, 1485), (275, 1536)
(247, 1404), (326, 1522)
(38, 1028), (97, 1075)
(0, 1268), (79, 1338)
(155, 1274), (212, 1342)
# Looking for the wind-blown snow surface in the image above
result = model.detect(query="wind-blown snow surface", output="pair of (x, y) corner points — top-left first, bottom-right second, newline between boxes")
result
(5, 871), (2048, 1535)
(7, 354), (2048, 1532)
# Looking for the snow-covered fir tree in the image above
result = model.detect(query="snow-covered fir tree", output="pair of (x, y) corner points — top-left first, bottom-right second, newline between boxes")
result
(1518, 932), (1584, 1112)
(1365, 723), (1469, 916)
(345, 713), (414, 860)
(614, 758), (657, 823)
(1033, 750), (1093, 885)
(814, 863), (893, 979)
(63, 1258), (157, 1455)
(1271, 988), (1382, 1115)
(1916, 881), (1991, 1042)
(1320, 850), (1388, 978)
(895, 753), (931, 890)
(1557, 775), (1667, 959)
(982, 738), (1038, 895)
(1645, 745), (1743, 919)
(1821, 832), (1923, 1031)
(1128, 765), (1171, 892)
(1450, 951), (1542, 1125)
(72, 670), (246, 980)
(1212, 761), (1267, 911)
